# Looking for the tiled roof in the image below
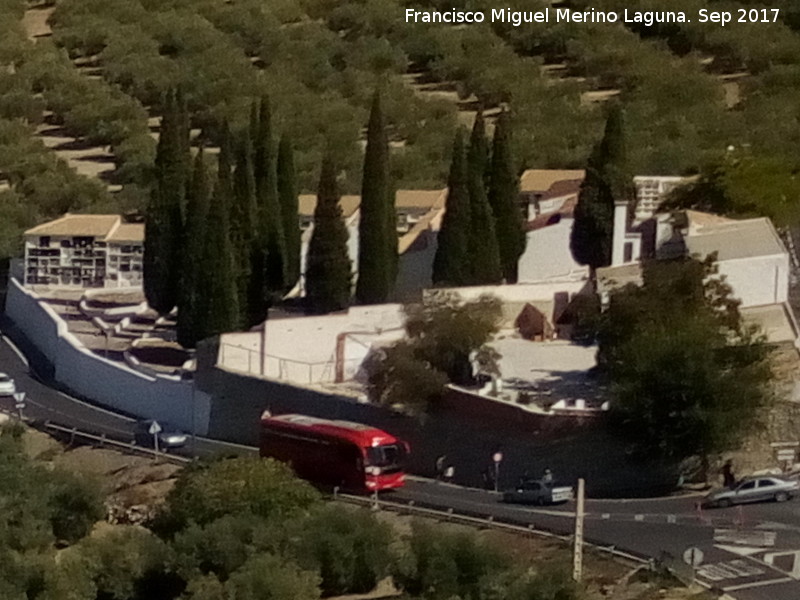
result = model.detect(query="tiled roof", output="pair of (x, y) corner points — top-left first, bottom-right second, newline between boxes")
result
(25, 214), (123, 239)
(520, 169), (585, 193)
(298, 194), (361, 219)
(106, 223), (144, 243)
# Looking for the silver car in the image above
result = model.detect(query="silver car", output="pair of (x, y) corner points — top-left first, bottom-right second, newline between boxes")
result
(704, 476), (799, 508)
(0, 373), (15, 397)
(502, 479), (574, 505)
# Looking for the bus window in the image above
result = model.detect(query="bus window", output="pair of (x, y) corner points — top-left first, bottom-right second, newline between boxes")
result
(365, 444), (406, 472)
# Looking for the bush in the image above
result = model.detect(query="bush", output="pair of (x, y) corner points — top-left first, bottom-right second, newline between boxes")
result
(164, 457), (321, 528)
(292, 506), (395, 596)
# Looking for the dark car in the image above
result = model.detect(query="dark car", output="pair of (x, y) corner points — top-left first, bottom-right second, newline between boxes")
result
(133, 420), (188, 450)
(502, 478), (574, 505)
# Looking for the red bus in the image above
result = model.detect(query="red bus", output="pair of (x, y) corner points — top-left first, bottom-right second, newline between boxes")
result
(259, 412), (408, 492)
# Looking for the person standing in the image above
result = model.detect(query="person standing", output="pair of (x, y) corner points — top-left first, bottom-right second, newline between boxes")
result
(542, 468), (553, 483)
(435, 455), (446, 480)
(721, 460), (735, 488)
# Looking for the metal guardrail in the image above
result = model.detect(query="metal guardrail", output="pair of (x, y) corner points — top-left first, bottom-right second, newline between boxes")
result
(334, 490), (650, 567)
(37, 419), (190, 464)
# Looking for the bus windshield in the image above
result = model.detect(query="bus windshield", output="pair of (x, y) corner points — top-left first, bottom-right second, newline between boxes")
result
(365, 444), (405, 469)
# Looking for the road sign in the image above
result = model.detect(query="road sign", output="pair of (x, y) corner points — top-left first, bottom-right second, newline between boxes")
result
(148, 421), (162, 435)
(777, 449), (796, 462)
(492, 452), (503, 463)
(13, 392), (25, 404)
(683, 547), (704, 567)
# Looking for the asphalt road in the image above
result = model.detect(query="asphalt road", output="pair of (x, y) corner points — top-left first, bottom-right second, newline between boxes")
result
(0, 329), (798, 599)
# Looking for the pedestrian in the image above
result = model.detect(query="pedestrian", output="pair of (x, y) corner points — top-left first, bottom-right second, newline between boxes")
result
(435, 455), (446, 480)
(721, 460), (735, 488)
(444, 465), (455, 483)
(542, 468), (553, 483)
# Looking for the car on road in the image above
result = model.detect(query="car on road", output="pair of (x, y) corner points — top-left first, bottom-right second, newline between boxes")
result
(133, 420), (188, 450)
(0, 372), (16, 396)
(502, 478), (574, 505)
(703, 476), (799, 508)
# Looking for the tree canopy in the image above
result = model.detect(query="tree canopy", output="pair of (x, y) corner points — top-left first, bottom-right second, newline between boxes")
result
(599, 256), (773, 465)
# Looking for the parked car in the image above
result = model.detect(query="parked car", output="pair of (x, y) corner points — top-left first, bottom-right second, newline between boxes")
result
(703, 476), (799, 508)
(0, 372), (16, 396)
(133, 420), (188, 450)
(502, 478), (574, 505)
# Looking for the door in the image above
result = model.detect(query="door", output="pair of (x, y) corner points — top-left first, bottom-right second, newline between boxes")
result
(734, 480), (758, 504)
(755, 478), (779, 502)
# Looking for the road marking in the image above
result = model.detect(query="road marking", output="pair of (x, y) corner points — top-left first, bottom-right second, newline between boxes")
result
(634, 514), (644, 521)
(0, 334), (28, 367)
(715, 545), (766, 557)
(722, 577), (794, 591)
(763, 550), (800, 578)
(714, 528), (776, 547)
(666, 514), (676, 523)
(697, 561), (765, 581)
(601, 513), (610, 519)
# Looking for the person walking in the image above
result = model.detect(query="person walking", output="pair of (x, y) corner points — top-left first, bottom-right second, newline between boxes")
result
(721, 460), (736, 488)
(542, 468), (553, 483)
(443, 464), (455, 483)
(435, 455), (446, 481)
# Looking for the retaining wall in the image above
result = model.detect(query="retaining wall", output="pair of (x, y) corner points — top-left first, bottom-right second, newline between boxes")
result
(4, 278), (210, 434)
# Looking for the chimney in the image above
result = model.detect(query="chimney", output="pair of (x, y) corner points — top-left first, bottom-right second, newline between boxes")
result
(611, 200), (628, 266)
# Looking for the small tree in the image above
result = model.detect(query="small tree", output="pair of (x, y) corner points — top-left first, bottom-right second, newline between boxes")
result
(196, 138), (240, 340)
(466, 111), (502, 284)
(278, 134), (301, 292)
(366, 292), (503, 412)
(144, 89), (190, 314)
(165, 457), (320, 528)
(488, 110), (526, 283)
(599, 256), (773, 467)
(570, 104), (632, 270)
(356, 90), (395, 305)
(305, 154), (352, 314)
(432, 129), (471, 286)
(177, 147), (211, 349)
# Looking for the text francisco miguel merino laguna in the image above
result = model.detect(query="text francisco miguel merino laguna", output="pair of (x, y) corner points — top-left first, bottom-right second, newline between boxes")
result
(405, 7), (766, 26)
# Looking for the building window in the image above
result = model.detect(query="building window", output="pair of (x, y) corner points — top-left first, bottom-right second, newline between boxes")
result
(39, 236), (50, 248)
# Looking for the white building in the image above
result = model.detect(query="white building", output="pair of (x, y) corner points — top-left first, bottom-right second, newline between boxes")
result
(633, 175), (688, 222)
(23, 214), (144, 289)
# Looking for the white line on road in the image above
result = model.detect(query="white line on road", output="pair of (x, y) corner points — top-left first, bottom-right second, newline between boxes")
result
(722, 577), (794, 591)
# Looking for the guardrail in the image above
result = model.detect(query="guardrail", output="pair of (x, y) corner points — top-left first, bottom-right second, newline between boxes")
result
(1, 411), (191, 465)
(334, 490), (651, 568)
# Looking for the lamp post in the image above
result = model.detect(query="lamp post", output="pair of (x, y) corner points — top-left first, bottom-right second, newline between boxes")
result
(492, 451), (503, 493)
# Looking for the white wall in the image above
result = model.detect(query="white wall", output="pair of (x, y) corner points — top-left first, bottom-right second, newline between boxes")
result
(4, 279), (210, 434)
(219, 303), (406, 384)
(718, 254), (789, 308)
(518, 219), (588, 282)
(393, 229), (437, 302)
(426, 279), (589, 304)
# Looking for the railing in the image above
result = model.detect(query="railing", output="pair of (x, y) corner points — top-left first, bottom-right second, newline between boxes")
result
(218, 342), (363, 384)
(333, 490), (651, 568)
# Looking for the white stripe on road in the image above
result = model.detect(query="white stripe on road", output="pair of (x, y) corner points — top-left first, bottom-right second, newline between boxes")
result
(722, 577), (794, 591)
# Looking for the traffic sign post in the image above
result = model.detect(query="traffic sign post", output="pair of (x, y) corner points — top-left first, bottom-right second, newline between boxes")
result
(13, 392), (26, 421)
(149, 420), (162, 456)
(492, 452), (503, 493)
(683, 546), (704, 586)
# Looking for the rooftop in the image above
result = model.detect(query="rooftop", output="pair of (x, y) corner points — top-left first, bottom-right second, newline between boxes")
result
(298, 189), (447, 220)
(520, 169), (585, 194)
(25, 214), (136, 240)
(685, 215), (787, 261)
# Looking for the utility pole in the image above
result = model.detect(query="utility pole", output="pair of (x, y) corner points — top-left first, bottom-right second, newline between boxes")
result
(573, 478), (585, 582)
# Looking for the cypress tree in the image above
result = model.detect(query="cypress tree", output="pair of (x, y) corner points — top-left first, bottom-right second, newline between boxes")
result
(433, 129), (471, 286)
(252, 97), (286, 300)
(232, 129), (257, 325)
(356, 90), (395, 305)
(305, 154), (352, 314)
(466, 111), (502, 285)
(177, 147), (210, 348)
(277, 134), (301, 292)
(197, 140), (240, 339)
(488, 110), (526, 283)
(144, 89), (190, 315)
(570, 105), (633, 270)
